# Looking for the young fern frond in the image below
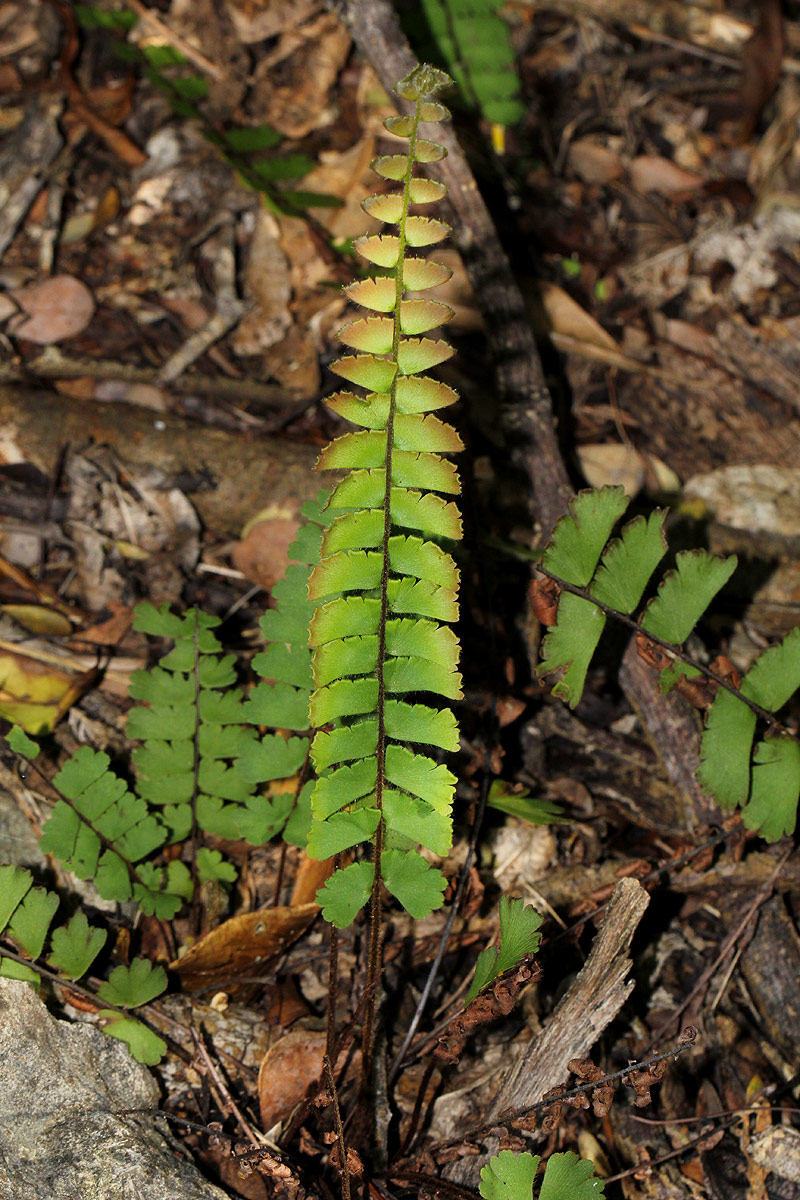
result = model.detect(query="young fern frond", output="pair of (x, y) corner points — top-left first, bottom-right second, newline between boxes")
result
(307, 65), (463, 928)
(536, 485), (800, 841)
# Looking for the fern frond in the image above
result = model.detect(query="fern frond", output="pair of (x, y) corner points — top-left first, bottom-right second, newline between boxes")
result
(480, 1149), (605, 1200)
(536, 485), (800, 840)
(411, 0), (526, 128)
(0, 862), (166, 1062)
(699, 628), (800, 838)
(235, 492), (333, 847)
(38, 745), (179, 916)
(308, 65), (462, 926)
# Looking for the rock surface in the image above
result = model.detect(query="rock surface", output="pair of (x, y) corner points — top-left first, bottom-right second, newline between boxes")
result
(0, 978), (230, 1200)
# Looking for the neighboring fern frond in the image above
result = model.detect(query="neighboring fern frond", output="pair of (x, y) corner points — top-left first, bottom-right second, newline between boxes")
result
(480, 1150), (605, 1200)
(466, 896), (542, 1005)
(412, 0), (525, 128)
(308, 65), (463, 927)
(698, 628), (800, 840)
(234, 491), (333, 848)
(0, 862), (166, 1063)
(536, 485), (800, 840)
(35, 741), (185, 918)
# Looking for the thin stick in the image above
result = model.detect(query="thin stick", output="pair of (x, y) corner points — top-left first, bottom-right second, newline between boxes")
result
(190, 1028), (261, 1147)
(324, 1054), (351, 1200)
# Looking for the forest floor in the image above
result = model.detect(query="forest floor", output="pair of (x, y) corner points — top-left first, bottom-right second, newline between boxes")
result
(0, 0), (799, 1198)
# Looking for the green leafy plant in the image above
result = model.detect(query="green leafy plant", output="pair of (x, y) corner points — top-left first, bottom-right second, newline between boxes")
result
(0, 862), (166, 1063)
(534, 485), (800, 840)
(480, 1149), (605, 1200)
(408, 0), (525, 128)
(6, 574), (333, 917)
(466, 896), (542, 1005)
(304, 64), (464, 932)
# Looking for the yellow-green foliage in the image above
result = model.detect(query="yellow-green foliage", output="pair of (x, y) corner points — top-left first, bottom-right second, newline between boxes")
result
(306, 66), (464, 927)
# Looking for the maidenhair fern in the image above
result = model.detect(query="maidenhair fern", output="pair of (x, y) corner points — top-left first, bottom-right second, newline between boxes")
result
(4, 509), (333, 917)
(411, 0), (525, 129)
(535, 485), (800, 841)
(480, 1149), (605, 1200)
(306, 65), (464, 928)
(234, 490), (334, 848)
(466, 896), (542, 1005)
(0, 862), (166, 1063)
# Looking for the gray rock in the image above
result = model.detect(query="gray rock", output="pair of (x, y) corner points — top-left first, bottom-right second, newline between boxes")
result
(0, 978), (230, 1200)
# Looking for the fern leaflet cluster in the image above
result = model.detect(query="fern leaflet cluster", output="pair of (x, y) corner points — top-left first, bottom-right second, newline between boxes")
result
(306, 65), (463, 927)
(412, 0), (525, 127)
(232, 492), (334, 849)
(8, 553), (332, 917)
(536, 486), (800, 841)
(0, 862), (166, 1063)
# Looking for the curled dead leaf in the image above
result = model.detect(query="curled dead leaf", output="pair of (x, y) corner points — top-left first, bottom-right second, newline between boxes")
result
(171, 903), (318, 991)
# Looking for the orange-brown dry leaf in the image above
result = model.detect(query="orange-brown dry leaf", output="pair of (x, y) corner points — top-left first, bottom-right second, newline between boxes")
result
(629, 156), (704, 196)
(232, 507), (301, 590)
(567, 139), (624, 184)
(257, 1029), (327, 1130)
(69, 602), (133, 648)
(171, 903), (318, 991)
(290, 851), (334, 907)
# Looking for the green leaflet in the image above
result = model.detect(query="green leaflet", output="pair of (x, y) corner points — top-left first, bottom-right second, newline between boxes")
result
(0, 863), (164, 1062)
(408, 0), (526, 128)
(698, 628), (800, 837)
(479, 1142), (604, 1200)
(466, 896), (543, 1006)
(310, 65), (462, 927)
(479, 1150), (605, 1200)
(537, 486), (800, 840)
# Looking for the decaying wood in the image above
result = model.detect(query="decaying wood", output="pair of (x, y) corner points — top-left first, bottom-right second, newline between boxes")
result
(327, 0), (572, 537)
(0, 386), (318, 535)
(447, 877), (650, 1186)
(0, 94), (64, 261)
(0, 348), (287, 408)
(619, 640), (719, 831)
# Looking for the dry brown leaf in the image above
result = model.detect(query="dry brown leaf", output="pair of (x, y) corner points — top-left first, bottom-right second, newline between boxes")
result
(738, 0), (784, 141)
(171, 903), (318, 991)
(290, 852), (334, 907)
(576, 443), (647, 497)
(567, 139), (624, 184)
(9, 275), (95, 344)
(257, 1029), (327, 1130)
(533, 281), (619, 352)
(232, 505), (301, 590)
(231, 209), (292, 357)
(630, 156), (704, 196)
